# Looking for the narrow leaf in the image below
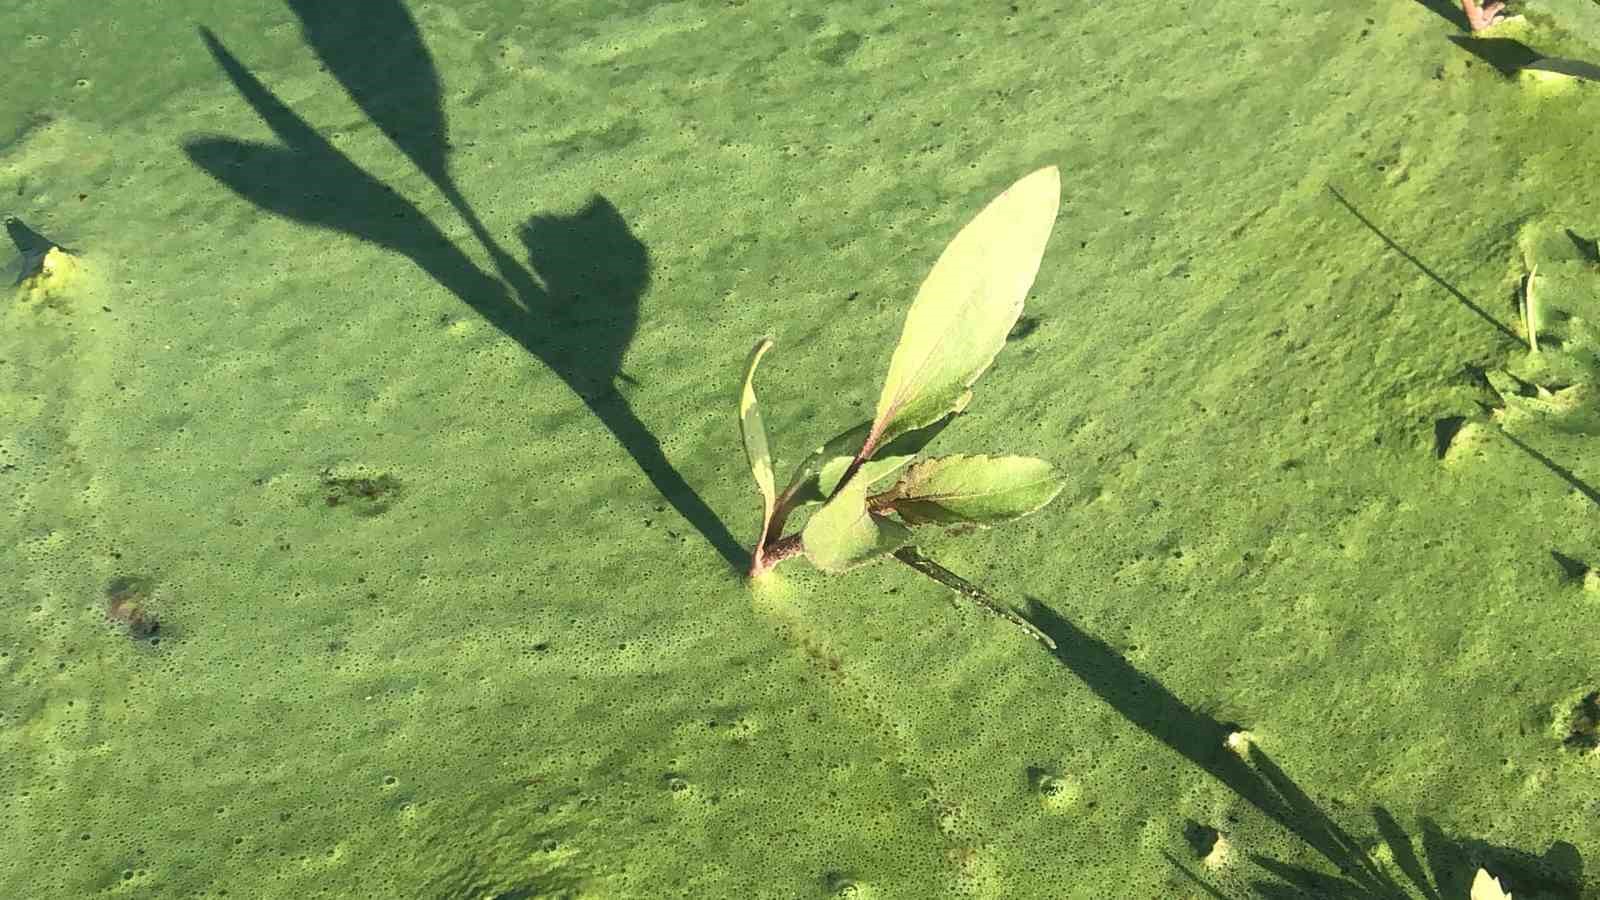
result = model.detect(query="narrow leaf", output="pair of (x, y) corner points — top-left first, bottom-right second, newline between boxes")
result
(739, 338), (777, 539)
(868, 166), (1060, 451)
(802, 470), (913, 573)
(886, 454), (1066, 526)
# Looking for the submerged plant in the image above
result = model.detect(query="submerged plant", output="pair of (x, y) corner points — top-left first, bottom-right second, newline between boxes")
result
(738, 167), (1067, 647)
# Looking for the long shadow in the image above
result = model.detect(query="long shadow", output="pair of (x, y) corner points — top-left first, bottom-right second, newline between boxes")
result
(1408, 0), (1470, 31)
(1447, 35), (1545, 76)
(1495, 427), (1600, 506)
(182, 2), (745, 569)
(1325, 186), (1522, 347)
(1253, 811), (1585, 899)
(1027, 600), (1587, 897)
(1409, 0), (1600, 80)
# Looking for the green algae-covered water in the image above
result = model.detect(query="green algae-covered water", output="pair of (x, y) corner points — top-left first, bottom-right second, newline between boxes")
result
(4, 1), (1600, 897)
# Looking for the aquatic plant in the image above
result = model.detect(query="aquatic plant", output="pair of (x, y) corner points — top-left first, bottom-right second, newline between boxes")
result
(105, 576), (160, 639)
(738, 167), (1066, 646)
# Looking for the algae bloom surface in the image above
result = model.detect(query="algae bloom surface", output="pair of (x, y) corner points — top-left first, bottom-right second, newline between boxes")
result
(1, 1), (1598, 897)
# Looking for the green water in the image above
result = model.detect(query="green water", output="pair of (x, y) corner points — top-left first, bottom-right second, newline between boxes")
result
(3, 1), (1598, 897)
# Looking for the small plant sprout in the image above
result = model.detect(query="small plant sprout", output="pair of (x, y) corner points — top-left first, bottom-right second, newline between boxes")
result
(1472, 867), (1513, 900)
(1224, 729), (1254, 757)
(1523, 263), (1539, 353)
(1201, 833), (1232, 870)
(738, 167), (1068, 648)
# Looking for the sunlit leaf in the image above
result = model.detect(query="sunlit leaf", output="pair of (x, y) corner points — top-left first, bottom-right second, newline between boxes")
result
(867, 166), (1060, 453)
(739, 338), (777, 542)
(780, 408), (962, 508)
(1471, 868), (1513, 900)
(885, 454), (1066, 526)
(817, 454), (905, 504)
(802, 460), (914, 573)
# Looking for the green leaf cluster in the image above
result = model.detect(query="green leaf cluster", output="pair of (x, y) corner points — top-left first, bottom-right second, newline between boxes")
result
(738, 166), (1068, 578)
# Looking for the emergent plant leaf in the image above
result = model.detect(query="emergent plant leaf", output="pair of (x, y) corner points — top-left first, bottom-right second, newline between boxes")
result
(885, 454), (1067, 526)
(779, 421), (873, 509)
(780, 397), (971, 512)
(736, 167), (1066, 649)
(865, 166), (1060, 456)
(802, 455), (916, 572)
(739, 338), (778, 543)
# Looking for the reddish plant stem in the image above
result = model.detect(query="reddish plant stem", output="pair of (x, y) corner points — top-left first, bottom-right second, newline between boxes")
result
(831, 424), (884, 504)
(750, 532), (804, 577)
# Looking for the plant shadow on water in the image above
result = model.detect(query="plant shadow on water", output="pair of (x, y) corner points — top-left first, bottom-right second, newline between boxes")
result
(181, 0), (745, 568)
(1325, 186), (1522, 347)
(1025, 600), (1587, 898)
(1408, 0), (1472, 31)
(1408, 0), (1600, 80)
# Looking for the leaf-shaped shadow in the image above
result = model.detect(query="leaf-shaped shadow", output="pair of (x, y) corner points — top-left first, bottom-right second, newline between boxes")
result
(283, 0), (448, 185)
(1025, 600), (1591, 898)
(184, 28), (498, 303)
(1026, 600), (1406, 895)
(183, 11), (744, 568)
(1408, 0), (1470, 31)
(280, 0), (539, 303)
(514, 200), (645, 402)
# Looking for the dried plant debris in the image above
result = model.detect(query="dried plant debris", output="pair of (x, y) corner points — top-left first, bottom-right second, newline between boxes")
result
(320, 470), (402, 516)
(105, 575), (159, 639)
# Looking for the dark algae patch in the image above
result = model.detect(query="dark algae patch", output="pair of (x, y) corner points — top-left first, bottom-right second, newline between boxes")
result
(104, 576), (158, 639)
(320, 470), (402, 516)
(1559, 690), (1599, 752)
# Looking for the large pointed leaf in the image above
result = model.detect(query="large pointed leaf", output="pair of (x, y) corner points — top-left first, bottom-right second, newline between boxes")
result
(802, 469), (914, 573)
(739, 338), (777, 541)
(867, 166), (1060, 452)
(886, 454), (1066, 526)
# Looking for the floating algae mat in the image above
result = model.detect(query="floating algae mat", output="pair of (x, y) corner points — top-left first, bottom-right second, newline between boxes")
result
(4, 1), (1600, 897)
